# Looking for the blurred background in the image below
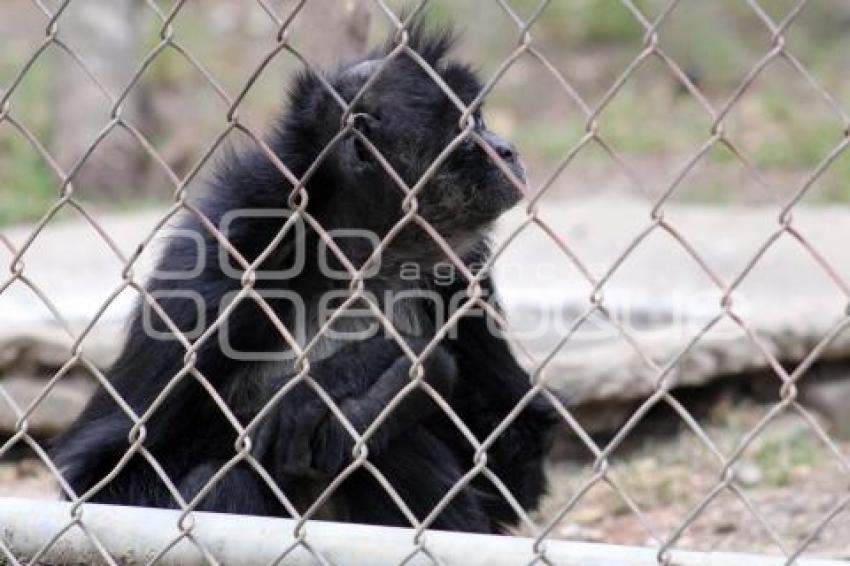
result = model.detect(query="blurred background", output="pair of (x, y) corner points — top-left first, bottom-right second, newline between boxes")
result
(3, 0), (850, 559)
(3, 0), (850, 220)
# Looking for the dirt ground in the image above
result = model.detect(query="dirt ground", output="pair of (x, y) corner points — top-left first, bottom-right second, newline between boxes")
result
(537, 396), (850, 560)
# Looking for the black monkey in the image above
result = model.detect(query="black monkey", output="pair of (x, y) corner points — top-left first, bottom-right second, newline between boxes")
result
(52, 23), (556, 533)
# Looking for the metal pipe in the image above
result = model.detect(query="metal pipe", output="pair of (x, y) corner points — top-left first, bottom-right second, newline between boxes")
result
(0, 497), (843, 565)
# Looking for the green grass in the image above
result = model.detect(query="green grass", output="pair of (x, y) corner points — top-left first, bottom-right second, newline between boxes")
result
(753, 429), (822, 488)
(812, 150), (850, 203)
(0, 137), (57, 225)
(720, 91), (850, 202)
(510, 84), (711, 164)
(514, 121), (584, 163)
(748, 90), (845, 170)
(521, 0), (644, 45)
(568, 0), (643, 45)
(0, 57), (58, 225)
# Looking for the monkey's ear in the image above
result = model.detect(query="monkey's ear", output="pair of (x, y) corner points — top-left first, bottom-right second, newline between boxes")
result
(348, 113), (381, 168)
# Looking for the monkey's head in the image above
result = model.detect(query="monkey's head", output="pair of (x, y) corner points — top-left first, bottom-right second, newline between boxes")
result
(281, 23), (525, 264)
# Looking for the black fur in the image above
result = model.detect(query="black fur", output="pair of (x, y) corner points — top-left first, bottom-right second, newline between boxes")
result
(51, 22), (556, 533)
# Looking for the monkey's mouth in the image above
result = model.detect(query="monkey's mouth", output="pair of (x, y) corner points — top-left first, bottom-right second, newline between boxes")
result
(470, 173), (523, 223)
(496, 157), (527, 207)
(509, 158), (528, 194)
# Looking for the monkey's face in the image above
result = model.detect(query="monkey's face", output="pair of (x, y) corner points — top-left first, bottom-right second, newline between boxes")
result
(332, 57), (525, 255)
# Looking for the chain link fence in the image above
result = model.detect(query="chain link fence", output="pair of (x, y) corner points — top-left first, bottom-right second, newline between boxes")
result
(1, 0), (850, 564)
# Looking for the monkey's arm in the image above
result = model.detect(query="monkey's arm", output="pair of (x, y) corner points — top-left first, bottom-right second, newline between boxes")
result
(253, 336), (457, 479)
(435, 268), (558, 518)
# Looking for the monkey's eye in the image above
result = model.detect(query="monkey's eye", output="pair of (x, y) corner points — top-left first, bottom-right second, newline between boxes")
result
(474, 113), (486, 131)
(351, 113), (380, 164)
(352, 112), (378, 131)
(455, 112), (484, 139)
(454, 112), (485, 150)
(462, 113), (484, 130)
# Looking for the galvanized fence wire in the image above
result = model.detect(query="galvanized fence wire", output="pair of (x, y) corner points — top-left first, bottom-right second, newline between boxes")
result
(0, 0), (849, 564)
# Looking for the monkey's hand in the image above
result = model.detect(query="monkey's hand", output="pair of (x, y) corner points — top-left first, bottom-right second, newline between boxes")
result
(253, 336), (457, 479)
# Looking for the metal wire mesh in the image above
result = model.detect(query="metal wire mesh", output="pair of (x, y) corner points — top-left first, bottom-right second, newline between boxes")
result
(1, 1), (849, 564)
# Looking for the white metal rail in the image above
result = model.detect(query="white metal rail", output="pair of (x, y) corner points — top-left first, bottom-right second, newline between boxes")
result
(0, 498), (845, 566)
